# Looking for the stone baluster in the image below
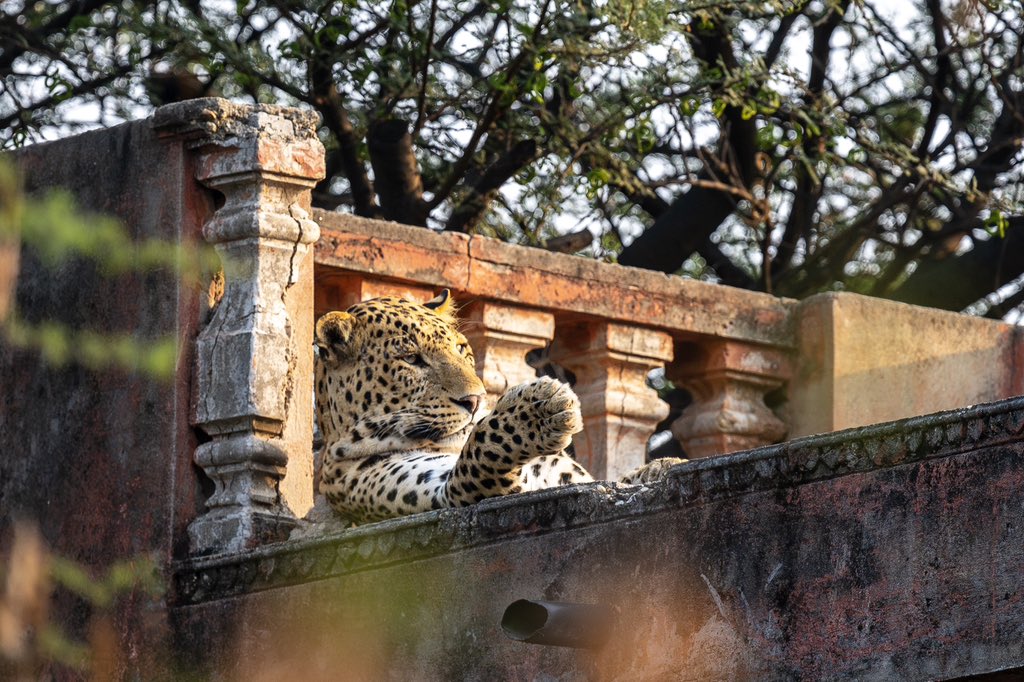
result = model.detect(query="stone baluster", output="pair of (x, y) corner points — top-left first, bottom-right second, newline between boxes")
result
(549, 322), (673, 480)
(460, 302), (555, 409)
(154, 99), (324, 554)
(668, 339), (789, 458)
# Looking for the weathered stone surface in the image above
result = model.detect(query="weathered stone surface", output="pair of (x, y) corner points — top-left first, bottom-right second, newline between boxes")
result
(3, 118), (208, 676)
(314, 273), (436, 320)
(0, 229), (16, 321)
(790, 292), (1024, 438)
(313, 210), (797, 347)
(550, 322), (673, 479)
(670, 339), (790, 457)
(313, 214), (470, 301)
(172, 396), (1024, 680)
(154, 98), (324, 552)
(152, 98), (321, 148)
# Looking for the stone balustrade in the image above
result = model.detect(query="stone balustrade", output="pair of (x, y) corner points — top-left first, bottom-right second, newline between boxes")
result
(312, 212), (797, 480)
(312, 211), (1024, 484)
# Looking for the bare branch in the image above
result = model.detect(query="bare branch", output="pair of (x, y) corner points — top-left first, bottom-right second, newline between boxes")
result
(446, 139), (537, 232)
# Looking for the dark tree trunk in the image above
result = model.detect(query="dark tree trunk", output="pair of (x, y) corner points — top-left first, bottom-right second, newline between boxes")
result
(891, 221), (1024, 311)
(618, 180), (742, 273)
(367, 118), (429, 226)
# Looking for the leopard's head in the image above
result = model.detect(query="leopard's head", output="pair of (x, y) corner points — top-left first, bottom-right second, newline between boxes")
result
(314, 290), (485, 458)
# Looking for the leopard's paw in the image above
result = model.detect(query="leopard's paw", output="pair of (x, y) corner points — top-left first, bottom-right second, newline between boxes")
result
(493, 377), (582, 454)
(620, 457), (688, 485)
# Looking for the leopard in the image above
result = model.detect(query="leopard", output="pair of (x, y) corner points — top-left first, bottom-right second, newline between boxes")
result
(314, 289), (684, 524)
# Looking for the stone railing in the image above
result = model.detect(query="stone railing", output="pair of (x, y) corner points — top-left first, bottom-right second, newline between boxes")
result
(312, 213), (795, 480)
(312, 213), (1024, 483)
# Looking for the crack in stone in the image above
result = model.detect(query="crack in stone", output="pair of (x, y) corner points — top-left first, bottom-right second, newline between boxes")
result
(286, 203), (305, 292)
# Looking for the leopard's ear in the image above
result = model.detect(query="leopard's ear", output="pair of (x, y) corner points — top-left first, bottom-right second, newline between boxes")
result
(423, 289), (457, 321)
(315, 311), (358, 365)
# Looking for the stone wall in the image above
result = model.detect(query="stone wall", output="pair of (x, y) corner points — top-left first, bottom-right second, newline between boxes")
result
(2, 98), (1023, 679)
(2, 118), (208, 670)
(172, 396), (1024, 680)
(1, 99), (324, 676)
(789, 292), (1024, 437)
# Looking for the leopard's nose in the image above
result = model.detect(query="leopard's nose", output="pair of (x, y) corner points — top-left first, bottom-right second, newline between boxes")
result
(452, 393), (483, 416)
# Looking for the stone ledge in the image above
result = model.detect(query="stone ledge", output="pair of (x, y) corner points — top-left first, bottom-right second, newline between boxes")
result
(172, 394), (1024, 606)
(312, 210), (796, 347)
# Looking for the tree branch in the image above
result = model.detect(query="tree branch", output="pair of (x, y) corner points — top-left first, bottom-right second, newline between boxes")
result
(772, 0), (850, 280)
(445, 139), (537, 232)
(427, 7), (549, 211)
(592, 153), (754, 287)
(618, 21), (759, 274)
(309, 60), (380, 217)
(413, 0), (439, 134)
(0, 0), (110, 71)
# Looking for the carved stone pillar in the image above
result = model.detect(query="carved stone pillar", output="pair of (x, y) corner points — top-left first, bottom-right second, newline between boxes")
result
(669, 339), (789, 458)
(154, 99), (324, 554)
(461, 302), (555, 409)
(550, 322), (672, 480)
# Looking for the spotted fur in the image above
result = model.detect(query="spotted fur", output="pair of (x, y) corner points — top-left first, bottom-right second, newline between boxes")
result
(315, 290), (682, 523)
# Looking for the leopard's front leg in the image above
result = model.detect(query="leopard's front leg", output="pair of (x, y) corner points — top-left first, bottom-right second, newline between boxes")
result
(445, 377), (584, 505)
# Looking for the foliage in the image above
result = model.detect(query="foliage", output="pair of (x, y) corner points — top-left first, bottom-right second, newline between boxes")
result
(1, 0), (1022, 314)
(0, 522), (162, 679)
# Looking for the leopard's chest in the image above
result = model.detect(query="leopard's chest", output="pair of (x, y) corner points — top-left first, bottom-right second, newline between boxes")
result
(320, 450), (458, 522)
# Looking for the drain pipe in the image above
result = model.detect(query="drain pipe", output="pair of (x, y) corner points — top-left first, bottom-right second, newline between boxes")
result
(500, 599), (612, 649)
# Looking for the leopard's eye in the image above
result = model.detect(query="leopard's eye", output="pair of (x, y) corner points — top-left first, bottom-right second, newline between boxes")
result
(401, 353), (426, 366)
(456, 343), (469, 356)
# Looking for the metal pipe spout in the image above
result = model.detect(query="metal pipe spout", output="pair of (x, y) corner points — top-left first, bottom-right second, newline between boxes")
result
(500, 599), (612, 649)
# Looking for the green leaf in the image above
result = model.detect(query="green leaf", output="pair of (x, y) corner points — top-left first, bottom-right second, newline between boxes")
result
(756, 123), (777, 150)
(68, 15), (93, 32)
(587, 168), (612, 186)
(680, 98), (699, 116)
(984, 211), (1009, 238)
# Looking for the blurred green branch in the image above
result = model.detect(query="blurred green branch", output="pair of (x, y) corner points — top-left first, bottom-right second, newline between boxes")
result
(0, 157), (220, 380)
(0, 522), (162, 679)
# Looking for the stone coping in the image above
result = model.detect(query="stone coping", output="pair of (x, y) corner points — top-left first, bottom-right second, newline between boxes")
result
(152, 97), (322, 143)
(171, 394), (1024, 606)
(312, 210), (796, 347)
